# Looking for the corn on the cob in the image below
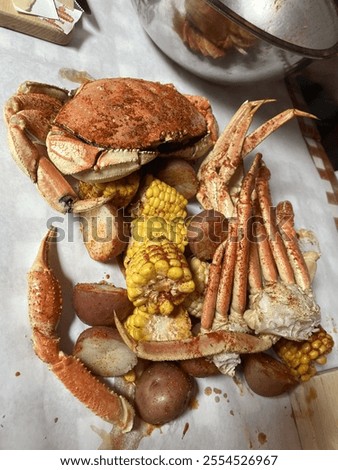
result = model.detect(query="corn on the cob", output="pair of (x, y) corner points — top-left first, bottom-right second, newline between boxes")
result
(125, 238), (195, 315)
(124, 305), (192, 341)
(78, 172), (140, 208)
(274, 326), (334, 382)
(131, 176), (188, 221)
(126, 216), (188, 263)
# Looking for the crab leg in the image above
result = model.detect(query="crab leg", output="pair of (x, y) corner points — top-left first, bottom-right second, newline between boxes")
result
(115, 315), (274, 361)
(242, 108), (316, 157)
(6, 111), (55, 181)
(276, 200), (311, 290)
(248, 228), (263, 293)
(201, 240), (227, 330)
(252, 197), (278, 285)
(230, 153), (262, 317)
(256, 164), (295, 284)
(28, 228), (134, 432)
(216, 218), (238, 319)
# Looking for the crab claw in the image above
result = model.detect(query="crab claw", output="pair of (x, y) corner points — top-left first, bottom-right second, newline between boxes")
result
(28, 227), (134, 432)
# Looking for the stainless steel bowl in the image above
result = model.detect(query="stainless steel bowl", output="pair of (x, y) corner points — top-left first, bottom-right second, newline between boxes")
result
(132, 0), (338, 84)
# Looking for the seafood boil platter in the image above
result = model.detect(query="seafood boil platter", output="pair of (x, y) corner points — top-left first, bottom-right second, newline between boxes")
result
(1, 0), (338, 451)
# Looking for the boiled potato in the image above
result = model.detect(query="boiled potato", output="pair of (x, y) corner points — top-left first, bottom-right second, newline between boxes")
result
(135, 362), (195, 425)
(243, 352), (298, 397)
(74, 326), (137, 377)
(73, 282), (133, 326)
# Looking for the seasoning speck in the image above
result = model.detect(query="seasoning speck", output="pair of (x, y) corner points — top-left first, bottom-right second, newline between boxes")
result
(15, 371), (21, 377)
(258, 432), (267, 445)
(204, 386), (212, 396)
(181, 422), (189, 439)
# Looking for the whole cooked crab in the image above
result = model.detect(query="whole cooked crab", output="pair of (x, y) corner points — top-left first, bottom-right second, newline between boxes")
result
(4, 77), (217, 213)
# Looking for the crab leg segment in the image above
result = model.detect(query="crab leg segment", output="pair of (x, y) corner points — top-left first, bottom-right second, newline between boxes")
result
(252, 197), (278, 285)
(242, 108), (316, 157)
(4, 88), (80, 213)
(216, 218), (238, 319)
(201, 240), (227, 330)
(115, 315), (274, 360)
(6, 110), (56, 181)
(248, 237), (263, 293)
(28, 228), (134, 432)
(230, 153), (262, 317)
(256, 164), (295, 284)
(276, 200), (311, 290)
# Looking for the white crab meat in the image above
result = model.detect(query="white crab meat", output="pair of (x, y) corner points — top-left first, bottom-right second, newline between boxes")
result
(243, 282), (321, 341)
(211, 351), (241, 377)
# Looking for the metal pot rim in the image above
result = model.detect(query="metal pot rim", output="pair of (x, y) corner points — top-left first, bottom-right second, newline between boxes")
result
(207, 0), (338, 58)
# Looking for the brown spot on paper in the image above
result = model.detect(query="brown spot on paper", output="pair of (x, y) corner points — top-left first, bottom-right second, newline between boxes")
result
(181, 422), (189, 439)
(306, 386), (317, 403)
(204, 386), (212, 396)
(258, 432), (267, 445)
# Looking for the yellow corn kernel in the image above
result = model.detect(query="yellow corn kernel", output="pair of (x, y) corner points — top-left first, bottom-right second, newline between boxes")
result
(308, 349), (319, 360)
(127, 286), (144, 300)
(316, 356), (327, 365)
(159, 300), (175, 316)
(139, 262), (156, 280)
(178, 280), (195, 293)
(123, 370), (136, 383)
(131, 273), (147, 286)
(155, 259), (170, 275)
(167, 266), (184, 280)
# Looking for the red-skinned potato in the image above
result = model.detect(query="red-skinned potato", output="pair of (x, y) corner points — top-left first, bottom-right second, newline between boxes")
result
(154, 158), (199, 200)
(73, 282), (133, 326)
(187, 209), (228, 260)
(80, 202), (128, 262)
(179, 357), (220, 377)
(243, 352), (298, 397)
(74, 326), (138, 377)
(135, 362), (195, 425)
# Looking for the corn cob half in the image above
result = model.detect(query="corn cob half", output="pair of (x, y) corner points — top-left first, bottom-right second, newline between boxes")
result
(125, 238), (195, 315)
(124, 305), (192, 341)
(274, 325), (334, 381)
